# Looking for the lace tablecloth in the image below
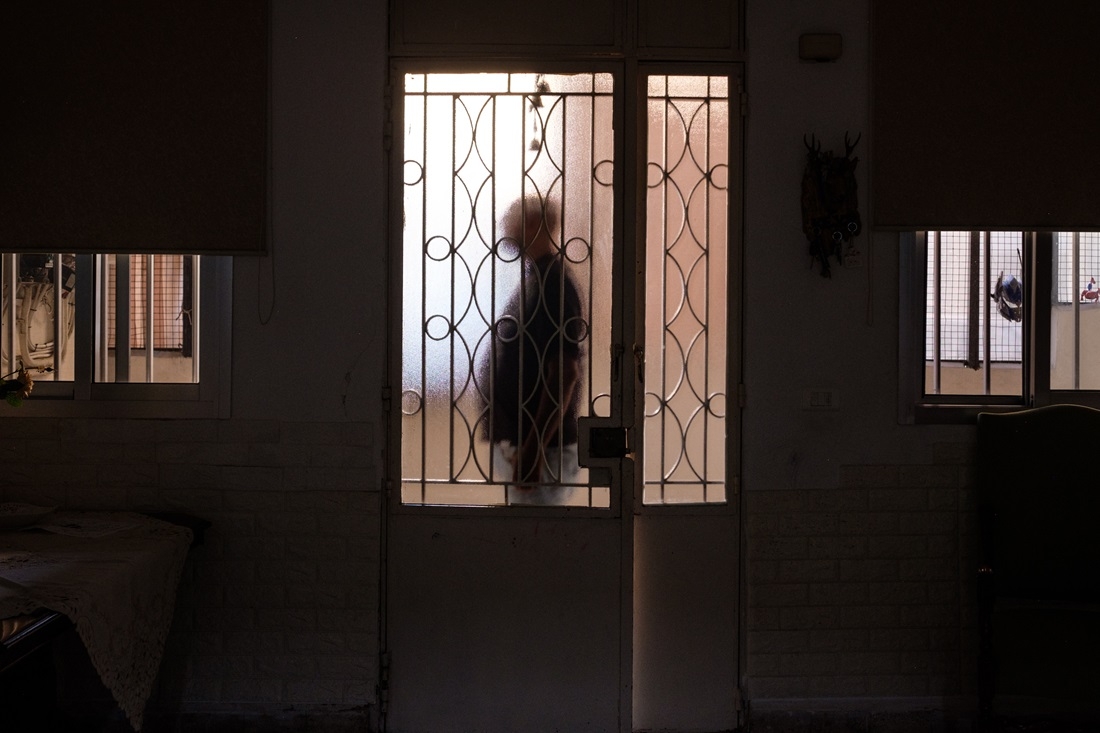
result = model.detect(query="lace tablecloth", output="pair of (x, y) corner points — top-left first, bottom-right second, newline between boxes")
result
(0, 511), (193, 731)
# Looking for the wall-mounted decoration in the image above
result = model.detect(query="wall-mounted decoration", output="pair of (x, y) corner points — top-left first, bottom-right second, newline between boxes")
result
(801, 133), (861, 277)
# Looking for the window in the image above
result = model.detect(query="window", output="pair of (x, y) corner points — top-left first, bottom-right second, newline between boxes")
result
(902, 230), (1100, 421)
(0, 252), (230, 417)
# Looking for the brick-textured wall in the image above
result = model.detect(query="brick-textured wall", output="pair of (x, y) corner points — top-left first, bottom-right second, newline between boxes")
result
(2, 415), (981, 722)
(745, 441), (978, 703)
(0, 417), (380, 721)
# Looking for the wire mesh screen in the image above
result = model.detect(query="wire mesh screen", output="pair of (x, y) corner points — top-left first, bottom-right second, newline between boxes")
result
(925, 231), (1023, 365)
(642, 75), (729, 506)
(1055, 232), (1100, 303)
(400, 72), (615, 507)
(1051, 232), (1100, 390)
(106, 255), (187, 350)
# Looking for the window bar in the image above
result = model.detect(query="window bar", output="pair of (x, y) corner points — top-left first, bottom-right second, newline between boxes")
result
(4, 255), (16, 376)
(702, 92), (714, 502)
(448, 91), (457, 485)
(982, 232), (991, 396)
(1072, 231), (1081, 389)
(417, 85), (429, 504)
(932, 231), (942, 394)
(115, 255), (131, 383)
(96, 255), (108, 379)
(192, 256), (201, 378)
(52, 253), (64, 376)
(659, 80), (671, 504)
(968, 231), (981, 373)
(146, 254), (155, 383)
(190, 256), (200, 383)
(556, 92), (568, 488)
(487, 95), (498, 488)
(585, 82), (596, 507)
(511, 116), (528, 499)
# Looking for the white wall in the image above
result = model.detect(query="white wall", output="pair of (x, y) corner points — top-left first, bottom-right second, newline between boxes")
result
(743, 1), (969, 488)
(742, 1), (979, 710)
(232, 0), (388, 424)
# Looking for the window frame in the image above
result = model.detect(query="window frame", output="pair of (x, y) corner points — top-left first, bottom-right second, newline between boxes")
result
(0, 254), (231, 419)
(901, 230), (1100, 424)
(386, 60), (744, 514)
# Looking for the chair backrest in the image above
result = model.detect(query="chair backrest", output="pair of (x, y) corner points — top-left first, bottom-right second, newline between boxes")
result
(977, 405), (1100, 602)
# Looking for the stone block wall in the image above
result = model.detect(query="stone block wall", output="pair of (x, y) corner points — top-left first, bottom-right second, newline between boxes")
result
(0, 417), (381, 726)
(744, 441), (978, 708)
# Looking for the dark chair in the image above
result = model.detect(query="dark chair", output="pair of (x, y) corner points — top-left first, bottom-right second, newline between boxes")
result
(976, 406), (1100, 729)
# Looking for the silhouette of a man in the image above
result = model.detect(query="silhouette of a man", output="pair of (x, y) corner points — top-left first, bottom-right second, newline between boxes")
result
(478, 196), (585, 505)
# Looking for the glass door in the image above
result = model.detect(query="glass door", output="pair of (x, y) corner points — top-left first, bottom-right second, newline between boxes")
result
(385, 66), (631, 733)
(385, 65), (741, 733)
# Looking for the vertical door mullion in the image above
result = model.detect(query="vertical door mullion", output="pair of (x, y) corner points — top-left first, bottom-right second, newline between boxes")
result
(618, 58), (638, 733)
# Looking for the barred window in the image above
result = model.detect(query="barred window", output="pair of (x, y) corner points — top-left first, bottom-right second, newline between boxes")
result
(906, 230), (1100, 420)
(0, 253), (227, 415)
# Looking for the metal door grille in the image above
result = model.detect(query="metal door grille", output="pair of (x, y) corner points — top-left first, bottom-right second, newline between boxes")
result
(400, 72), (615, 507)
(642, 75), (730, 505)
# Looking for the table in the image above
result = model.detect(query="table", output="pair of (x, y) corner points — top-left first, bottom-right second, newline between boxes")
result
(0, 511), (193, 731)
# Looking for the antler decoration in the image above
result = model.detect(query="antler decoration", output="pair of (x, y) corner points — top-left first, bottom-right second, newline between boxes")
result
(801, 131), (862, 277)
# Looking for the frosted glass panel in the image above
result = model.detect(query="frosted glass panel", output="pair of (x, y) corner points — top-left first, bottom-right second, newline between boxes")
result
(401, 72), (614, 508)
(642, 76), (729, 506)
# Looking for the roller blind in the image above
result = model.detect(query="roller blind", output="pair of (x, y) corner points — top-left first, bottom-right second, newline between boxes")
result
(871, 2), (1100, 231)
(1, 1), (268, 254)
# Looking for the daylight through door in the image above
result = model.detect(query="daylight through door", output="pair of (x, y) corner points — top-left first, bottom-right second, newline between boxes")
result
(400, 72), (615, 508)
(388, 67), (739, 733)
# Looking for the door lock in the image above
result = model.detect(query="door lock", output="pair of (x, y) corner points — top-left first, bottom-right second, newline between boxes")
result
(588, 426), (629, 458)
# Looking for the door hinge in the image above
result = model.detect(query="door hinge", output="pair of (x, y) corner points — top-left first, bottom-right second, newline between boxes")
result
(738, 383), (746, 408)
(731, 475), (741, 501)
(610, 342), (624, 382)
(378, 651), (391, 714)
(381, 386), (393, 412)
(739, 90), (749, 118)
(383, 84), (394, 151)
(733, 685), (744, 712)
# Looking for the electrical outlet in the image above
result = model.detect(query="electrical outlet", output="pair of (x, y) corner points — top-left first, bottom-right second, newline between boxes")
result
(803, 388), (839, 410)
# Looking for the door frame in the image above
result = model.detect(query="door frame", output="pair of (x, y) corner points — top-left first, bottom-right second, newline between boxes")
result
(381, 57), (746, 732)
